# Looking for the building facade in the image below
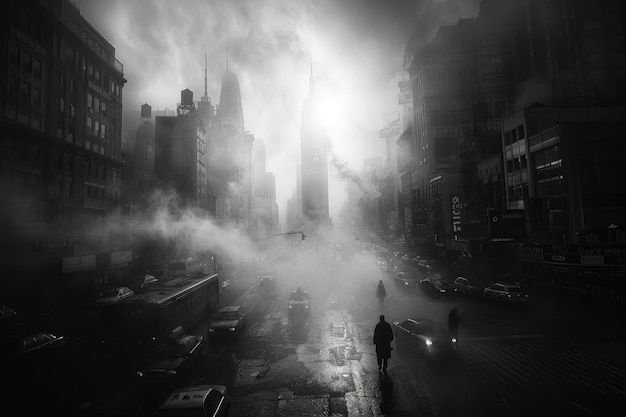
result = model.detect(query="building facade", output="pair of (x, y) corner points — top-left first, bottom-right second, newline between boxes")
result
(300, 69), (330, 229)
(0, 0), (127, 306)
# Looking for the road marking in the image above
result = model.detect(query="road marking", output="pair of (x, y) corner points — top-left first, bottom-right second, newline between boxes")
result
(461, 338), (626, 401)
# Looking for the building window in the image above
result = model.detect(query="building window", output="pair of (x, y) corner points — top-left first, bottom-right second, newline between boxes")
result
(9, 42), (19, 66)
(21, 51), (31, 73)
(86, 117), (93, 132)
(69, 104), (75, 118)
(59, 97), (64, 112)
(8, 76), (19, 109)
(19, 81), (30, 111)
(32, 88), (41, 109)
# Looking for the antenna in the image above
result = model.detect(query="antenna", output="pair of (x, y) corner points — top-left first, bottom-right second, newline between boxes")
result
(204, 53), (208, 99)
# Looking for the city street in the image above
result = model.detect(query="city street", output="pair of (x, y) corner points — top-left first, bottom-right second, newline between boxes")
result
(8, 244), (626, 416)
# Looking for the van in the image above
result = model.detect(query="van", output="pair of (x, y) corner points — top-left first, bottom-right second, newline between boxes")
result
(166, 257), (205, 279)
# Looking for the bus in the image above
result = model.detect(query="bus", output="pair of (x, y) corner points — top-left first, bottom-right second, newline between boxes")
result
(100, 274), (219, 350)
(165, 256), (206, 279)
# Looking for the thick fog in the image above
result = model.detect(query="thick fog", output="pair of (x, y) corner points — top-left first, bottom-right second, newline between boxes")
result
(79, 0), (480, 224)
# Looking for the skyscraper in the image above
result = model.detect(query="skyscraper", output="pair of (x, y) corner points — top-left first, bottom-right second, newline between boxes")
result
(300, 66), (330, 227)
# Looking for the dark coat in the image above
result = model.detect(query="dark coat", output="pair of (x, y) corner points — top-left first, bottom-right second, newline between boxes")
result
(376, 283), (387, 298)
(373, 320), (394, 358)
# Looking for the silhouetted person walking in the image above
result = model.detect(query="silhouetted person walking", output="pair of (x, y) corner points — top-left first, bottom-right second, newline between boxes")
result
(448, 307), (460, 341)
(373, 314), (394, 373)
(376, 280), (387, 306)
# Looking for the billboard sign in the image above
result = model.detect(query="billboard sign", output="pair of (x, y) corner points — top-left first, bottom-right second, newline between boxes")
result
(489, 209), (525, 238)
(451, 195), (462, 233)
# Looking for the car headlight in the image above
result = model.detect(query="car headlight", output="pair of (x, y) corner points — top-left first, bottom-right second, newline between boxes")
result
(229, 327), (236, 331)
(166, 370), (177, 375)
(289, 305), (293, 309)
(451, 338), (457, 343)
(208, 328), (215, 333)
(305, 305), (309, 308)
(137, 371), (143, 377)
(425, 339), (432, 346)
(439, 289), (445, 293)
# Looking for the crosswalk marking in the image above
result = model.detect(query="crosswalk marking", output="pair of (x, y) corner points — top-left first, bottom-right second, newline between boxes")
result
(460, 339), (626, 399)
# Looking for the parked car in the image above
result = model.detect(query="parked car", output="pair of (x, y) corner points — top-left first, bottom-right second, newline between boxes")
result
(288, 287), (311, 314)
(133, 273), (158, 293)
(453, 276), (478, 295)
(153, 384), (230, 417)
(418, 278), (458, 298)
(137, 326), (205, 384)
(258, 273), (277, 294)
(96, 286), (133, 305)
(484, 282), (529, 303)
(392, 318), (456, 358)
(1, 331), (65, 368)
(394, 272), (417, 289)
(207, 306), (246, 337)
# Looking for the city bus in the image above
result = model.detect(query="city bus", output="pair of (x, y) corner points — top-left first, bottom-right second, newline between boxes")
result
(100, 274), (219, 350)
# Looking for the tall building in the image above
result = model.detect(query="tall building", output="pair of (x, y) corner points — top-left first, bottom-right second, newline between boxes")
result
(406, 18), (478, 249)
(212, 64), (254, 234)
(253, 138), (278, 238)
(154, 89), (208, 211)
(0, 0), (127, 305)
(300, 67), (329, 228)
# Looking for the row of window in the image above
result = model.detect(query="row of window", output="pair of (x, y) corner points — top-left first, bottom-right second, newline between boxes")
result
(85, 140), (106, 156)
(9, 42), (43, 79)
(503, 125), (526, 146)
(85, 117), (107, 139)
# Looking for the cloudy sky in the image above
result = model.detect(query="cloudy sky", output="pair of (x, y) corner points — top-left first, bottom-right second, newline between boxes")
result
(79, 0), (479, 227)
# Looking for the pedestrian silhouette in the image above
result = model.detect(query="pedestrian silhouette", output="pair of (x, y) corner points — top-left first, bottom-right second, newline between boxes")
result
(376, 280), (387, 306)
(373, 314), (394, 373)
(448, 307), (460, 341)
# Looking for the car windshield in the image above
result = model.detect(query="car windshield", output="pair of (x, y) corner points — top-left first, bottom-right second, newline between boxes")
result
(415, 322), (444, 334)
(508, 287), (522, 293)
(101, 289), (119, 297)
(290, 292), (308, 300)
(154, 343), (186, 358)
(215, 312), (240, 320)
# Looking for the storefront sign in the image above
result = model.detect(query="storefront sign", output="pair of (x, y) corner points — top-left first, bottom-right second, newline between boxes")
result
(62, 255), (96, 273)
(451, 195), (462, 233)
(489, 209), (525, 238)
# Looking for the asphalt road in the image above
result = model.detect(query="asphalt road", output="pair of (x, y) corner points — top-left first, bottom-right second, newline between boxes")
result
(5, 245), (626, 416)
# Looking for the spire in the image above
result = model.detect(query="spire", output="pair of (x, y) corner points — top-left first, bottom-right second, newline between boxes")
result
(309, 58), (316, 94)
(203, 53), (208, 101)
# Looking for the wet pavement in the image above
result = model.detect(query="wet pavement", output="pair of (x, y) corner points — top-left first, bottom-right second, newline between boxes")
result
(7, 247), (626, 416)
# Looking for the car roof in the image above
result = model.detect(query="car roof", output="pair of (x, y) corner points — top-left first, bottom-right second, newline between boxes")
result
(0, 306), (17, 319)
(218, 305), (241, 313)
(159, 385), (224, 409)
(494, 282), (518, 288)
